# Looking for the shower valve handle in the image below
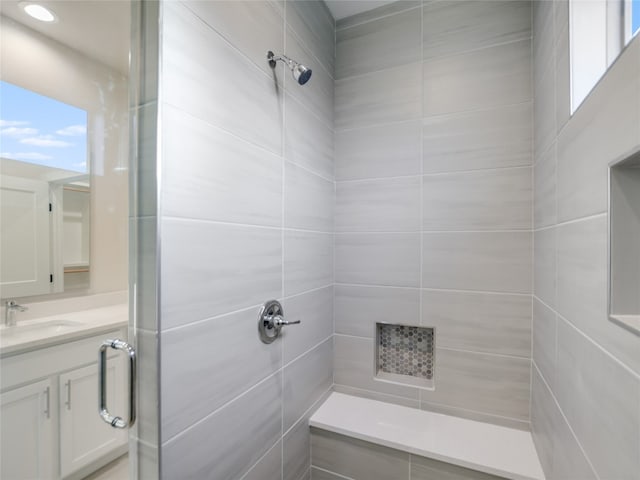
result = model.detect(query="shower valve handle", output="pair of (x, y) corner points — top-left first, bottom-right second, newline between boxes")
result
(258, 300), (301, 344)
(273, 316), (301, 327)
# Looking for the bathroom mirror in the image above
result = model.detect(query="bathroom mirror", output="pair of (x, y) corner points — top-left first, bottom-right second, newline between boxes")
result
(1, 81), (91, 298)
(0, 4), (130, 303)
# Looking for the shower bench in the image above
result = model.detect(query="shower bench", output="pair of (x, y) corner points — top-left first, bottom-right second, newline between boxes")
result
(309, 393), (545, 480)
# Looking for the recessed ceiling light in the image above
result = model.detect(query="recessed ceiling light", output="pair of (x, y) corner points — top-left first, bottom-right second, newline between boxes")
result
(19, 2), (57, 23)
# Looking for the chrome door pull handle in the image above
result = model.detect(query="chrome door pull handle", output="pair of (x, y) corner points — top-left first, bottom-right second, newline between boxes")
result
(98, 339), (136, 429)
(258, 300), (301, 343)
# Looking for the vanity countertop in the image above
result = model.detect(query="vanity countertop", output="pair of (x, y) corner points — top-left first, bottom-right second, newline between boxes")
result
(0, 303), (127, 357)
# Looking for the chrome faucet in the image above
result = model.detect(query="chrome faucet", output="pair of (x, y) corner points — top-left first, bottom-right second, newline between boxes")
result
(5, 300), (28, 327)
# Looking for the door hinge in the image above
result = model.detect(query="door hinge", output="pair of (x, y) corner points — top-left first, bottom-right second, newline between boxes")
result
(49, 203), (52, 212)
(50, 274), (53, 283)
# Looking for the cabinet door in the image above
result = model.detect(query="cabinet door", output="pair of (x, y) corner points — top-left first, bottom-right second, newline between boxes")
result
(59, 360), (127, 478)
(0, 378), (54, 480)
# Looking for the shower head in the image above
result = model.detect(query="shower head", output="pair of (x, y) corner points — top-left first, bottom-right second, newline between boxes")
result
(267, 51), (312, 86)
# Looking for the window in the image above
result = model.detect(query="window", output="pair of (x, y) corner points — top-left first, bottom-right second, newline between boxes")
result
(0, 81), (88, 173)
(570, 0), (639, 113)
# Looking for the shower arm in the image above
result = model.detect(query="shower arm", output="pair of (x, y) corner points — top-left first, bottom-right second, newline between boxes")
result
(267, 51), (294, 69)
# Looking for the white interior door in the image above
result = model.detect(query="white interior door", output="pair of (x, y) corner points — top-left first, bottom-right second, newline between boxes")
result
(0, 174), (52, 297)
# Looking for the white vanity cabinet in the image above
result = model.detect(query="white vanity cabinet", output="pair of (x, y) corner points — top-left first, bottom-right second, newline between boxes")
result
(59, 360), (127, 478)
(0, 378), (54, 480)
(0, 327), (128, 480)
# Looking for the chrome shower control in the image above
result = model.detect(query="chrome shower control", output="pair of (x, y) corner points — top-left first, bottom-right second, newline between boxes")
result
(258, 300), (301, 344)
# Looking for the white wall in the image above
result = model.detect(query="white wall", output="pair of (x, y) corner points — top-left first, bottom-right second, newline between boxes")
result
(0, 15), (128, 298)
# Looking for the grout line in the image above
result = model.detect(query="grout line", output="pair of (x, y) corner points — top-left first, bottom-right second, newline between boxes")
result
(336, 282), (532, 297)
(281, 7), (287, 479)
(161, 283), (333, 333)
(534, 211), (606, 232)
(335, 4), (422, 31)
(335, 229), (532, 234)
(310, 466), (353, 480)
(283, 334), (333, 370)
(238, 438), (282, 480)
(333, 333), (531, 361)
(337, 164), (534, 185)
(419, 0), (425, 335)
(335, 100), (533, 135)
(163, 215), (333, 235)
(419, 398), (531, 428)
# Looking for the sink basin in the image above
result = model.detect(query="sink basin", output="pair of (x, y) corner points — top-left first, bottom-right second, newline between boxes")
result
(0, 319), (83, 337)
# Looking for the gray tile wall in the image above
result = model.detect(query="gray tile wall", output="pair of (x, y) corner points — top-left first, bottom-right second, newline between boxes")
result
(156, 2), (335, 479)
(334, 0), (533, 429)
(531, 2), (640, 479)
(310, 429), (505, 480)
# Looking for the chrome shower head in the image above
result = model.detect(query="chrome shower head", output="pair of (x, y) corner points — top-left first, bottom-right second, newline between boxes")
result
(267, 51), (312, 85)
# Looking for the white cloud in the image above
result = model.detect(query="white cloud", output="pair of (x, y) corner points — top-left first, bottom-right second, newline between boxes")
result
(1, 127), (38, 137)
(20, 135), (72, 148)
(56, 125), (86, 136)
(1, 152), (53, 160)
(0, 119), (29, 127)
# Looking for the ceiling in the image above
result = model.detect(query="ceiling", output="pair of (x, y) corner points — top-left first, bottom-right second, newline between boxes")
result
(0, 1), (130, 75)
(324, 0), (397, 20)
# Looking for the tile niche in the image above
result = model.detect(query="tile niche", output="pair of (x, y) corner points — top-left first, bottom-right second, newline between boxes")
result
(609, 147), (640, 335)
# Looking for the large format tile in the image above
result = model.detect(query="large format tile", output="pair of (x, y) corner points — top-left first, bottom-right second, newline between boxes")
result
(411, 454), (504, 480)
(421, 290), (531, 357)
(423, 0), (531, 59)
(162, 372), (283, 480)
(241, 441), (282, 480)
(286, 0), (335, 75)
(284, 231), (333, 296)
(423, 40), (532, 117)
(420, 348), (531, 422)
(554, 24), (570, 133)
(285, 161), (334, 232)
(534, 227), (556, 308)
(556, 38), (640, 222)
(135, 329), (158, 446)
(335, 284), (420, 338)
(533, 54), (556, 159)
(334, 334), (420, 400)
(532, 298), (556, 390)
(534, 143), (556, 228)
(161, 219), (281, 329)
(311, 429), (410, 480)
(530, 367), (555, 478)
(184, 0), (284, 77)
(284, 93), (334, 180)
(556, 215), (640, 375)
(533, 0), (553, 72)
(161, 306), (282, 440)
(163, 2), (282, 154)
(286, 27), (334, 129)
(336, 177), (421, 232)
(163, 105), (282, 226)
(282, 286), (333, 364)
(422, 232), (532, 294)
(423, 103), (532, 174)
(336, 8), (421, 79)
(335, 63), (422, 130)
(283, 339), (333, 431)
(335, 233), (421, 287)
(335, 120), (421, 181)
(531, 365), (598, 480)
(422, 167), (532, 231)
(284, 416), (311, 480)
(555, 318), (640, 479)
(284, 391), (332, 480)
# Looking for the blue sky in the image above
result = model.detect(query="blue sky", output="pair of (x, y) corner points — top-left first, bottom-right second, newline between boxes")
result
(634, 0), (640, 35)
(0, 81), (87, 173)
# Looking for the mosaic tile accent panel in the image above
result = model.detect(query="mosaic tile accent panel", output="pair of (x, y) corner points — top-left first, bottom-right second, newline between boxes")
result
(377, 323), (434, 380)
